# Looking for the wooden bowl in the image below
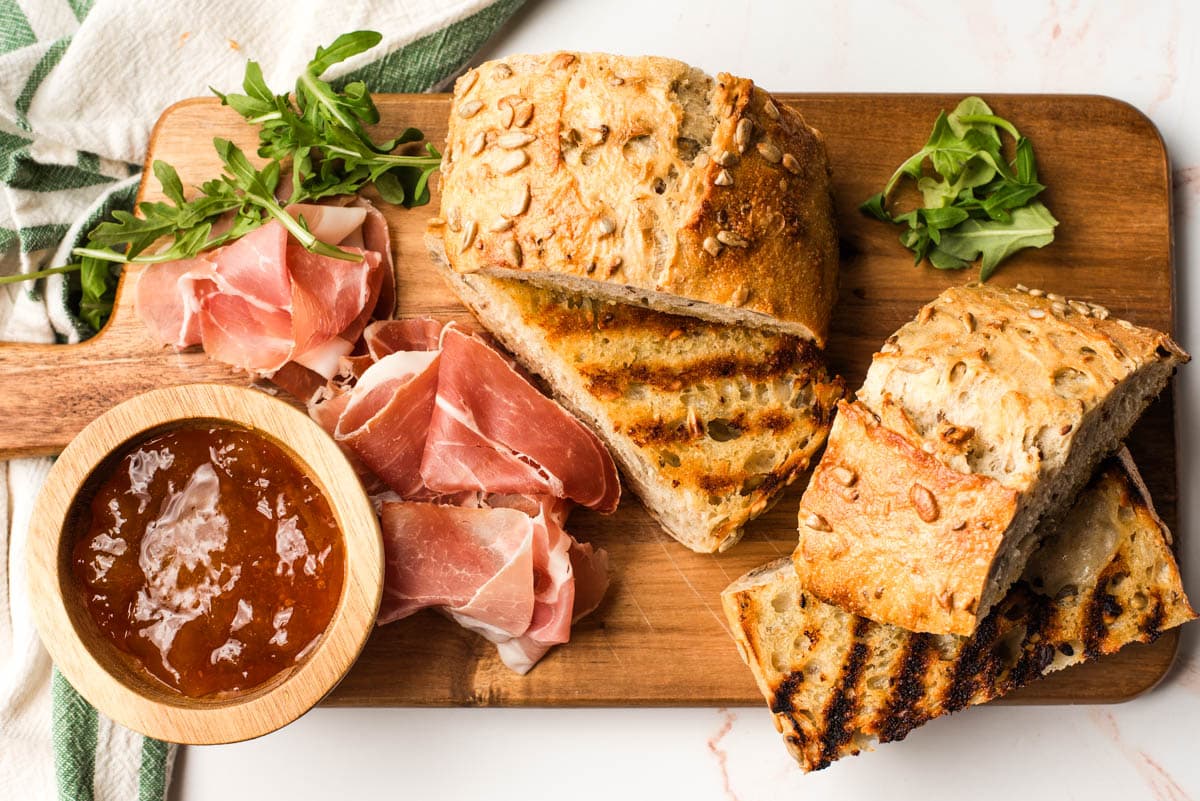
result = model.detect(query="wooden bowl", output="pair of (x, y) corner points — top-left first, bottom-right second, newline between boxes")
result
(25, 383), (383, 744)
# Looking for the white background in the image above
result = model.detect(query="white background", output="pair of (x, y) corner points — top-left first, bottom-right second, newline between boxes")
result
(175, 2), (1200, 799)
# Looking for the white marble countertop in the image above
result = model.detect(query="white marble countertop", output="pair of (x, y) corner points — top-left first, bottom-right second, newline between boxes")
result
(174, 2), (1200, 798)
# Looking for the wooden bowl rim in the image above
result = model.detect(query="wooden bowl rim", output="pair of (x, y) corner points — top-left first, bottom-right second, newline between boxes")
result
(26, 383), (383, 744)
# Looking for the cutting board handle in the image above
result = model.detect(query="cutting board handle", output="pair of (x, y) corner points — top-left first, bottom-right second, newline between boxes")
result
(0, 272), (244, 458)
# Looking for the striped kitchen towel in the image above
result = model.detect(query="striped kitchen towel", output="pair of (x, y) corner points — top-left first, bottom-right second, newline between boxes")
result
(0, 1), (524, 799)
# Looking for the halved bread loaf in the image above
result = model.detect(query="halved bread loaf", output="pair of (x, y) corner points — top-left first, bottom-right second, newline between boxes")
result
(434, 52), (839, 343)
(429, 237), (844, 552)
(724, 452), (1195, 773)
(794, 284), (1188, 634)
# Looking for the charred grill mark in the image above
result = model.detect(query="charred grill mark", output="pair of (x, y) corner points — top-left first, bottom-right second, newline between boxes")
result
(1005, 589), (1056, 689)
(1141, 592), (1166, 641)
(815, 617), (871, 770)
(771, 671), (804, 715)
(581, 342), (823, 399)
(621, 406), (804, 449)
(1083, 558), (1126, 658)
(945, 609), (1001, 712)
(878, 634), (933, 743)
(698, 472), (741, 494)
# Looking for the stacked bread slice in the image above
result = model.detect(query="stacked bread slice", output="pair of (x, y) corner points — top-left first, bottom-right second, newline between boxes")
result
(724, 451), (1194, 771)
(723, 283), (1193, 770)
(429, 52), (843, 551)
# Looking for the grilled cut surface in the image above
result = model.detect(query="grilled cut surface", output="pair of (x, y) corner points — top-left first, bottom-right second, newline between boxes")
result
(431, 242), (843, 552)
(724, 454), (1195, 772)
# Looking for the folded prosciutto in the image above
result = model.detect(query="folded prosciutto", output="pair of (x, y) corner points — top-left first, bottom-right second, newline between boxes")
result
(310, 318), (617, 673)
(379, 497), (610, 674)
(135, 199), (392, 379)
(313, 319), (620, 513)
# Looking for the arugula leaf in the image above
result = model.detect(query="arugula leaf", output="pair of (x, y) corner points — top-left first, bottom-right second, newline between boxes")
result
(860, 96), (1056, 280)
(4, 30), (442, 333)
(218, 30), (440, 209)
(933, 202), (1058, 281)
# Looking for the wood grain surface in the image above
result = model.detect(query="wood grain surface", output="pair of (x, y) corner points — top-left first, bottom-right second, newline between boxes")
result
(3, 94), (1184, 705)
(24, 385), (382, 742)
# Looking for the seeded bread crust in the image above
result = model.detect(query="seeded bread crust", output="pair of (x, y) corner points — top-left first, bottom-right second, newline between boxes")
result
(428, 235), (843, 552)
(434, 52), (839, 343)
(726, 454), (1196, 772)
(794, 284), (1188, 635)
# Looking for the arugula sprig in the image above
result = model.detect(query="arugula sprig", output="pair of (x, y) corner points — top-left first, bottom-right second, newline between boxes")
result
(0, 30), (441, 333)
(861, 97), (1057, 280)
(215, 30), (440, 208)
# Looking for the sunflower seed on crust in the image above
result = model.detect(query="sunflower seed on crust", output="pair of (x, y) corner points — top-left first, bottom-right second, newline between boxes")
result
(457, 70), (479, 95)
(467, 131), (486, 156)
(1068, 299), (1092, 316)
(457, 99), (483, 118)
(763, 99), (780, 120)
(714, 169), (733, 186)
(702, 236), (723, 257)
(497, 131), (536, 149)
(782, 153), (801, 174)
(735, 118), (753, 153)
(489, 218), (513, 233)
(492, 63), (513, 79)
(506, 183), (531, 218)
(910, 484), (939, 522)
(496, 150), (529, 175)
(716, 229), (749, 248)
(802, 511), (832, 532)
(504, 239), (523, 266)
(459, 220), (478, 252)
(757, 140), (782, 163)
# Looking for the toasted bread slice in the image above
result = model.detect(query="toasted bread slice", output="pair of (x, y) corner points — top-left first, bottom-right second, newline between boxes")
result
(723, 451), (1194, 772)
(429, 237), (844, 552)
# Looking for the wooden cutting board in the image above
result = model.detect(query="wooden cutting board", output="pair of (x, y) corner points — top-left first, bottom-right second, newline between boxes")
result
(1, 94), (1182, 705)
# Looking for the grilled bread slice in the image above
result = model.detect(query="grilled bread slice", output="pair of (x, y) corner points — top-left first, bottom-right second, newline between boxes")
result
(429, 238), (844, 552)
(434, 53), (839, 342)
(724, 452), (1194, 772)
(794, 283), (1188, 635)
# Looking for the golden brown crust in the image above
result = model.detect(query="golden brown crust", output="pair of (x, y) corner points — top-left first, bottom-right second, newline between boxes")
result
(794, 400), (1019, 635)
(794, 283), (1188, 635)
(726, 457), (1196, 772)
(436, 53), (839, 343)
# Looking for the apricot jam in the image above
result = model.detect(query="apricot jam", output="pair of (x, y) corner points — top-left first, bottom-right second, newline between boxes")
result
(72, 425), (343, 698)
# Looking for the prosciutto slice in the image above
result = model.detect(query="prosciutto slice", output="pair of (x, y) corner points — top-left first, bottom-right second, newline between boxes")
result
(379, 496), (609, 674)
(422, 325), (621, 512)
(308, 318), (616, 673)
(334, 349), (441, 499)
(136, 200), (389, 379)
(378, 502), (535, 634)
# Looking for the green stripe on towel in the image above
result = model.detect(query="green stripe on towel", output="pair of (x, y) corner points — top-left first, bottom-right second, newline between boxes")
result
(52, 669), (98, 801)
(335, 0), (527, 92)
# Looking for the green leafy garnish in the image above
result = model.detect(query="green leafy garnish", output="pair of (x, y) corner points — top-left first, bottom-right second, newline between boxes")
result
(214, 30), (440, 209)
(2, 30), (441, 333)
(861, 97), (1057, 281)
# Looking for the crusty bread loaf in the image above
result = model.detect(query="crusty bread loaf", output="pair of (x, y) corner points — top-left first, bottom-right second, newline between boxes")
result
(433, 52), (839, 343)
(793, 283), (1188, 635)
(429, 236), (843, 552)
(724, 452), (1195, 772)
